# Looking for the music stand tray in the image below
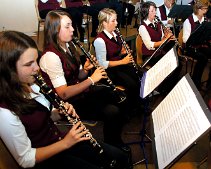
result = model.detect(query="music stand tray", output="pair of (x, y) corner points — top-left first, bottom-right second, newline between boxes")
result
(168, 5), (193, 21)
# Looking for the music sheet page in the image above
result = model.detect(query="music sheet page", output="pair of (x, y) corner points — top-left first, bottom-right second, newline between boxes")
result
(152, 76), (211, 169)
(140, 47), (178, 98)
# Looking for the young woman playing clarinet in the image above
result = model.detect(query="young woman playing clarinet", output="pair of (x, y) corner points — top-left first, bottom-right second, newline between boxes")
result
(0, 30), (131, 169)
(39, 10), (131, 153)
(139, 1), (182, 94)
(183, 0), (211, 89)
(93, 8), (141, 113)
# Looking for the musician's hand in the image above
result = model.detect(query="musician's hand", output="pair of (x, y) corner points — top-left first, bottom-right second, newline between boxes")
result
(63, 102), (79, 119)
(84, 57), (94, 71)
(62, 121), (90, 148)
(167, 19), (174, 25)
(90, 67), (107, 83)
(121, 54), (134, 65)
(120, 45), (127, 55)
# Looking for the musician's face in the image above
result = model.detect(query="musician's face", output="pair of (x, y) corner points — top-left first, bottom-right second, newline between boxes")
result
(16, 48), (39, 84)
(103, 13), (118, 32)
(148, 6), (157, 21)
(199, 6), (209, 15)
(59, 15), (74, 43)
(165, 0), (175, 8)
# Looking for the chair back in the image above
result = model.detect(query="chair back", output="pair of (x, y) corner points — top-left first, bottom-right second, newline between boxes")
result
(178, 28), (184, 56)
(136, 34), (143, 65)
(0, 139), (20, 169)
(34, 0), (42, 21)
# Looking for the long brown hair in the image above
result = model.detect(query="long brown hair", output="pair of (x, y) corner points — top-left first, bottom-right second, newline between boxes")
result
(44, 10), (80, 67)
(0, 31), (38, 115)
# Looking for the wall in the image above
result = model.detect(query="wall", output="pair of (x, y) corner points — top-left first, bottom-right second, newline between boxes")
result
(0, 0), (37, 35)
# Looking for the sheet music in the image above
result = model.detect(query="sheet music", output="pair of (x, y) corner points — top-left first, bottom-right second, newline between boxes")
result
(152, 76), (211, 169)
(140, 47), (178, 98)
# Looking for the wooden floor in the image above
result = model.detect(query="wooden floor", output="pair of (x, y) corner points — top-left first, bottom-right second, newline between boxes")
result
(31, 18), (211, 169)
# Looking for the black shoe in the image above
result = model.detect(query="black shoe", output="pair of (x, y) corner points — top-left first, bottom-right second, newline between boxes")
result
(117, 143), (131, 153)
(91, 32), (97, 37)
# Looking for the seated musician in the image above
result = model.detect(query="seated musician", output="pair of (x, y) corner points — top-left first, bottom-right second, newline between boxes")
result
(139, 1), (182, 94)
(39, 10), (131, 153)
(183, 0), (211, 89)
(93, 8), (141, 113)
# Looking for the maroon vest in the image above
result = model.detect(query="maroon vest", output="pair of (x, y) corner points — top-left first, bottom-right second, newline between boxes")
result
(64, 0), (83, 8)
(95, 31), (122, 61)
(142, 22), (162, 56)
(188, 15), (198, 33)
(0, 101), (66, 148)
(159, 5), (167, 20)
(38, 0), (60, 11)
(41, 44), (81, 101)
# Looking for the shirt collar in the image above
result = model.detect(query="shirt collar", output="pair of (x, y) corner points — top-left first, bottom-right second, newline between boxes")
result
(103, 29), (118, 39)
(144, 19), (156, 26)
(192, 13), (205, 23)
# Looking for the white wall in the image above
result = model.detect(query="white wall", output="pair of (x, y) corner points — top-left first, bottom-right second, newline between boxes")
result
(0, 0), (38, 35)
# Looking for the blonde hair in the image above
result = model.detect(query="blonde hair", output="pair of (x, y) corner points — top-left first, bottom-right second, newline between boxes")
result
(193, 0), (210, 14)
(97, 8), (117, 33)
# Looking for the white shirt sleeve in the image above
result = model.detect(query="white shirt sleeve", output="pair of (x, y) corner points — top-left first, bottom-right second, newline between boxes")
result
(183, 19), (191, 43)
(138, 25), (155, 50)
(0, 108), (36, 168)
(40, 0), (61, 2)
(93, 37), (109, 69)
(39, 52), (67, 88)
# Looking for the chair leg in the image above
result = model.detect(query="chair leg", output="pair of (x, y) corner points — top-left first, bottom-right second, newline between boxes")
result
(37, 21), (40, 44)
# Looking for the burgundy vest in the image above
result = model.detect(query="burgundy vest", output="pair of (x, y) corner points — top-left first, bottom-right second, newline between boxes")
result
(64, 0), (83, 8)
(159, 5), (167, 20)
(188, 15), (198, 33)
(0, 101), (66, 148)
(95, 31), (122, 61)
(41, 44), (82, 102)
(38, 0), (60, 11)
(141, 22), (162, 56)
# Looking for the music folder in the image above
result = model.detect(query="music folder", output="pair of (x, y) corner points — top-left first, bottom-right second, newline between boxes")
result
(168, 4), (193, 21)
(140, 46), (179, 98)
(186, 21), (211, 48)
(151, 74), (211, 169)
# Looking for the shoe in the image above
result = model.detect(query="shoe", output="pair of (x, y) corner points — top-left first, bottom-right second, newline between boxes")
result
(117, 143), (131, 153)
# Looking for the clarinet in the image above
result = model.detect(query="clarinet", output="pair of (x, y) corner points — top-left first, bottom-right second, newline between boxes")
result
(72, 36), (127, 104)
(33, 74), (117, 168)
(154, 16), (183, 50)
(115, 28), (142, 77)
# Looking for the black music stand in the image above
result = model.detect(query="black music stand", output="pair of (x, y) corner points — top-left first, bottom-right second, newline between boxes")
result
(186, 22), (211, 48)
(126, 47), (179, 168)
(168, 5), (193, 22)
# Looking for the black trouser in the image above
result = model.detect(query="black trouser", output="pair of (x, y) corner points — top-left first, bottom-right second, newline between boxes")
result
(33, 142), (131, 169)
(186, 47), (211, 88)
(106, 64), (141, 112)
(68, 86), (126, 145)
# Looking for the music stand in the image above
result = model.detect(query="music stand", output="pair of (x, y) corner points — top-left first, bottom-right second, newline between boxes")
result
(186, 22), (211, 48)
(151, 74), (211, 169)
(168, 5), (193, 22)
(126, 46), (179, 168)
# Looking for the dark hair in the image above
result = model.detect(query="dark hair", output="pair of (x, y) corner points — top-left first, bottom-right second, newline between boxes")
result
(44, 10), (80, 67)
(140, 1), (157, 21)
(0, 31), (38, 115)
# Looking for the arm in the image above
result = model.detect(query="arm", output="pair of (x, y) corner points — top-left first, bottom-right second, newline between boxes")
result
(94, 37), (132, 68)
(0, 106), (88, 167)
(183, 19), (191, 43)
(139, 24), (170, 49)
(39, 52), (106, 100)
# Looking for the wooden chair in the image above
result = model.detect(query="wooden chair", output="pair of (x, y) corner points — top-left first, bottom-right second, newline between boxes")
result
(34, 0), (45, 44)
(0, 139), (20, 169)
(136, 34), (143, 66)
